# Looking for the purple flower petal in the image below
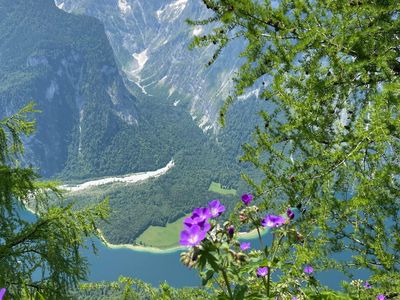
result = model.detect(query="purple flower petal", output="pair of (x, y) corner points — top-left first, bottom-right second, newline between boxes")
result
(183, 217), (197, 228)
(208, 199), (225, 218)
(240, 242), (251, 251)
(0, 288), (6, 300)
(192, 207), (211, 221)
(241, 193), (253, 206)
(179, 225), (207, 247)
(364, 281), (372, 289)
(184, 206), (214, 232)
(256, 266), (269, 277)
(180, 229), (190, 240)
(203, 221), (211, 233)
(304, 265), (314, 274)
(376, 295), (386, 300)
(261, 214), (286, 228)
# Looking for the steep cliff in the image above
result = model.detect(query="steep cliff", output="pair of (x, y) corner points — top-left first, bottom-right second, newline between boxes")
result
(55, 0), (245, 133)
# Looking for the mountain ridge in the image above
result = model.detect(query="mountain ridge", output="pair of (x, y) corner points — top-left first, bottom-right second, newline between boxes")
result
(55, 0), (246, 133)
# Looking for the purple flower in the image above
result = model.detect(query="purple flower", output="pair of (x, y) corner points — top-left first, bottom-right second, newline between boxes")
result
(364, 281), (372, 289)
(304, 265), (314, 274)
(227, 226), (235, 238)
(0, 288), (5, 300)
(183, 217), (197, 228)
(376, 295), (386, 300)
(185, 207), (212, 231)
(192, 207), (212, 222)
(261, 214), (286, 228)
(241, 193), (253, 206)
(292, 297), (298, 300)
(287, 208), (295, 220)
(256, 266), (269, 277)
(208, 199), (225, 218)
(240, 242), (251, 251)
(199, 220), (211, 232)
(179, 225), (206, 247)
(183, 216), (211, 232)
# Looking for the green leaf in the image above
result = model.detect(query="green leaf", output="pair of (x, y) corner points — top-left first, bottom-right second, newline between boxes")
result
(201, 270), (215, 286)
(233, 284), (248, 300)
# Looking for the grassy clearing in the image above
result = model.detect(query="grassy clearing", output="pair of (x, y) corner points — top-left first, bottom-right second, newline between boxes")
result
(135, 217), (186, 249)
(208, 181), (237, 196)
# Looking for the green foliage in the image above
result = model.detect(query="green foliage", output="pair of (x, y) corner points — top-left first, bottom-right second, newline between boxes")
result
(187, 0), (400, 297)
(75, 276), (212, 300)
(179, 196), (400, 299)
(0, 104), (109, 299)
(59, 96), (249, 244)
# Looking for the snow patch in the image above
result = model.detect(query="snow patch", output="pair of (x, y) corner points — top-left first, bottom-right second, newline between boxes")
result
(237, 88), (260, 101)
(45, 80), (58, 100)
(114, 111), (138, 126)
(158, 75), (168, 85)
(198, 115), (209, 129)
(118, 0), (132, 14)
(55, 1), (65, 9)
(193, 27), (202, 36)
(124, 49), (150, 95)
(27, 55), (48, 67)
(131, 49), (149, 74)
(168, 86), (176, 97)
(107, 84), (119, 105)
(161, 38), (169, 45)
(156, 0), (188, 22)
(189, 102), (198, 121)
(133, 80), (149, 95)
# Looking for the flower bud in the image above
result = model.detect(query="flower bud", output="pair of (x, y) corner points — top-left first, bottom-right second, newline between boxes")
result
(287, 208), (295, 220)
(227, 226), (235, 238)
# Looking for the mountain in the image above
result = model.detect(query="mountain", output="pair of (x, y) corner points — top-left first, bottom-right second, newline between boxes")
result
(0, 0), (142, 178)
(0, 0), (255, 243)
(54, 0), (246, 133)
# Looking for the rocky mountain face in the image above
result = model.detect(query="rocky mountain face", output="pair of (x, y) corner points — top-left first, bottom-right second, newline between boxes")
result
(54, 0), (245, 133)
(0, 0), (184, 178)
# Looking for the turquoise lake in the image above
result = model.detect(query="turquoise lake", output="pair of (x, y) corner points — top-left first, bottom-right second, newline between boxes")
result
(21, 208), (368, 290)
(82, 232), (367, 290)
(82, 239), (200, 287)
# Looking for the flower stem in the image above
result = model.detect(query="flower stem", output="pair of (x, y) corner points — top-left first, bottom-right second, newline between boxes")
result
(221, 269), (233, 299)
(256, 225), (265, 249)
(262, 276), (269, 297)
(250, 215), (265, 250)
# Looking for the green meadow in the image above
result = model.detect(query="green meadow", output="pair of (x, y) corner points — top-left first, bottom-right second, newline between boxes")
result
(135, 217), (186, 249)
(208, 182), (237, 196)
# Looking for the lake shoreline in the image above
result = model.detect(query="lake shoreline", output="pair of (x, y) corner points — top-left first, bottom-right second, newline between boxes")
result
(24, 203), (267, 253)
(96, 227), (268, 253)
